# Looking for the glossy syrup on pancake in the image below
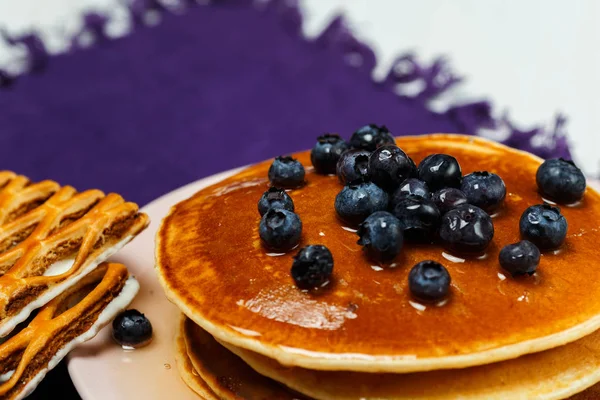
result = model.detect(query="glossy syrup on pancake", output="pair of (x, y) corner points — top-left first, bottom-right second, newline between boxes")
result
(156, 134), (600, 373)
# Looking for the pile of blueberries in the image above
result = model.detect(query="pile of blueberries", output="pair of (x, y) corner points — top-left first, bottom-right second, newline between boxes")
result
(258, 124), (587, 304)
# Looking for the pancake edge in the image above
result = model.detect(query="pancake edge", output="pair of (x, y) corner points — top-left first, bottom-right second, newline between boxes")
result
(217, 329), (600, 400)
(174, 314), (219, 400)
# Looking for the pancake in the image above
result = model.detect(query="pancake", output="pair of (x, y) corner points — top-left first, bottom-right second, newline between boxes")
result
(156, 134), (600, 373)
(174, 316), (219, 400)
(180, 316), (600, 400)
(179, 315), (307, 400)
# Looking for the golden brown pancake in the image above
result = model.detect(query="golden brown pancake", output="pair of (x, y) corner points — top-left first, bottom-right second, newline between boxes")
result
(179, 315), (307, 400)
(180, 316), (600, 400)
(156, 134), (600, 373)
(174, 316), (219, 400)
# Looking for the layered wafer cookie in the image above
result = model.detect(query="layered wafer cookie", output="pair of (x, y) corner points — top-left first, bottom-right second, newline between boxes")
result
(0, 262), (139, 400)
(0, 171), (149, 338)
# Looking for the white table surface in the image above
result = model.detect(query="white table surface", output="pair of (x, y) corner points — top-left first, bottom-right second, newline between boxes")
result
(1, 0), (598, 175)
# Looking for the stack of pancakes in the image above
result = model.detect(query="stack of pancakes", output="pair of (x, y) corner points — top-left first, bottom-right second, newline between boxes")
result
(0, 172), (148, 399)
(156, 135), (600, 399)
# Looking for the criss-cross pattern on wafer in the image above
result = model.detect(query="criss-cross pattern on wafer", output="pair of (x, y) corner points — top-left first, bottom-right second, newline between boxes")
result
(0, 171), (149, 338)
(0, 262), (138, 400)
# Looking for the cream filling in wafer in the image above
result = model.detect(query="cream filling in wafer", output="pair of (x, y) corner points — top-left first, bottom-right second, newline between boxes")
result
(15, 275), (140, 400)
(0, 235), (133, 338)
(43, 259), (75, 277)
(0, 371), (14, 384)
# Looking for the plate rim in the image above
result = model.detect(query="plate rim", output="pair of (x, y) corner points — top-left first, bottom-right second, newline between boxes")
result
(66, 166), (245, 399)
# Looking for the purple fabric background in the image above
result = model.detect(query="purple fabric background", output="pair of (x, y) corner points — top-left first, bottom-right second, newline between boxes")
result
(0, 1), (572, 398)
(0, 0), (569, 207)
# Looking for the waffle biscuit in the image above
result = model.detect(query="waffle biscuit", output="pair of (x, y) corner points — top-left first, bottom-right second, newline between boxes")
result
(0, 172), (149, 338)
(0, 262), (139, 400)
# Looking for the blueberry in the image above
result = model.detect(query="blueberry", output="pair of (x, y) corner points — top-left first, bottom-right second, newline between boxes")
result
(310, 134), (349, 175)
(432, 188), (468, 214)
(439, 204), (494, 254)
(334, 182), (389, 226)
(349, 124), (395, 151)
(357, 211), (403, 262)
(112, 309), (153, 348)
(259, 209), (302, 251)
(336, 149), (371, 185)
(408, 261), (451, 302)
(368, 145), (417, 192)
(460, 171), (506, 213)
(391, 178), (430, 207)
(268, 156), (305, 188)
(257, 187), (294, 216)
(536, 158), (586, 204)
(291, 245), (334, 289)
(519, 204), (567, 250)
(499, 240), (541, 276)
(391, 194), (440, 241)
(417, 154), (462, 191)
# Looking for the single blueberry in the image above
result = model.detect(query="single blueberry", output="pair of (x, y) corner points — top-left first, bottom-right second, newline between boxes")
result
(536, 158), (586, 204)
(519, 204), (567, 250)
(391, 178), (430, 208)
(112, 309), (153, 348)
(417, 154), (462, 191)
(349, 124), (395, 151)
(334, 182), (389, 226)
(291, 245), (334, 289)
(439, 204), (494, 254)
(268, 156), (305, 188)
(257, 187), (294, 216)
(357, 211), (403, 262)
(460, 171), (506, 213)
(408, 261), (451, 302)
(368, 145), (417, 192)
(391, 194), (441, 241)
(310, 134), (350, 175)
(259, 209), (302, 251)
(499, 240), (541, 276)
(336, 149), (371, 185)
(432, 188), (468, 214)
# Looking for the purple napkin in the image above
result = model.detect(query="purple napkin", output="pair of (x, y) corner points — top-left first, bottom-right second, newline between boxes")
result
(0, 0), (570, 206)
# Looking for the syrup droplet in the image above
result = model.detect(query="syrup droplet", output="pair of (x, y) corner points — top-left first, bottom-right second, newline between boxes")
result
(408, 300), (426, 312)
(442, 252), (465, 263)
(435, 299), (449, 307)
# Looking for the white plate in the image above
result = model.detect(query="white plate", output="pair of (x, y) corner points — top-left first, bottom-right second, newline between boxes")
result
(68, 168), (244, 400)
(65, 170), (600, 399)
